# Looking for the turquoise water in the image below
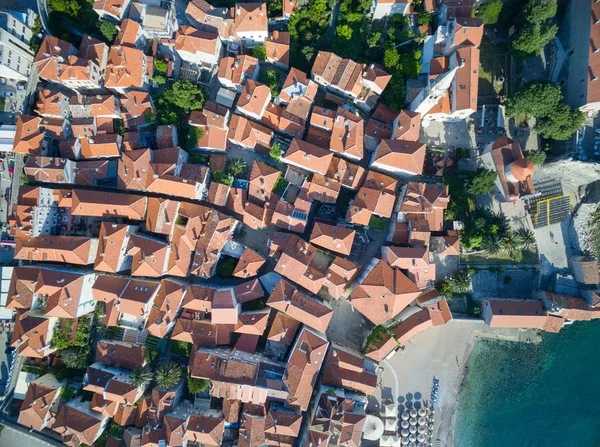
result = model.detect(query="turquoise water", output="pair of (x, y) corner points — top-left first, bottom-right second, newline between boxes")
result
(455, 320), (600, 447)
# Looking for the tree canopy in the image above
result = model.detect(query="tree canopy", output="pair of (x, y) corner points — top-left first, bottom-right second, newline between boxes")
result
(512, 0), (558, 58)
(288, 0), (330, 71)
(466, 169), (498, 195)
(524, 150), (547, 165)
(505, 81), (562, 118)
(49, 0), (80, 16)
(476, 0), (503, 24)
(536, 104), (586, 140)
(252, 45), (267, 61)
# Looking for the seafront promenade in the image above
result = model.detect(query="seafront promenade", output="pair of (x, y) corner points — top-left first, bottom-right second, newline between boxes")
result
(368, 320), (539, 447)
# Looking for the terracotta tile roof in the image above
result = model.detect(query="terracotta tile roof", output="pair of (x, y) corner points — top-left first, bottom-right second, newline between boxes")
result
(186, 415), (225, 446)
(330, 108), (364, 160)
(453, 46), (479, 113)
(273, 236), (329, 294)
(365, 103), (397, 140)
(265, 408), (302, 438)
(284, 327), (329, 411)
(484, 299), (548, 328)
(72, 189), (147, 220)
(91, 392), (119, 417)
(95, 223), (133, 273)
(310, 222), (355, 256)
(171, 315), (218, 346)
(486, 137), (535, 201)
(127, 234), (169, 277)
(218, 55), (258, 85)
(145, 279), (186, 337)
(113, 403), (137, 427)
(265, 31), (290, 67)
(237, 80), (271, 118)
(232, 3), (268, 36)
(347, 170), (397, 223)
(348, 259), (421, 325)
(430, 231), (460, 255)
(53, 402), (105, 446)
(18, 375), (61, 431)
(451, 17), (484, 47)
(363, 63), (392, 93)
(235, 309), (270, 335)
(372, 139), (426, 175)
(311, 52), (363, 98)
(283, 138), (334, 175)
(325, 157), (366, 190)
(37, 269), (86, 318)
(207, 182), (230, 206)
(15, 235), (95, 265)
(267, 279), (333, 333)
(163, 415), (186, 446)
(395, 110), (421, 141)
(175, 25), (219, 56)
(267, 311), (301, 345)
(13, 115), (44, 154)
(234, 279), (264, 304)
(233, 248), (266, 278)
(145, 197), (180, 236)
(36, 89), (66, 118)
(570, 256), (600, 286)
(322, 346), (377, 395)
(304, 430), (330, 447)
(6, 267), (38, 311)
(399, 182), (449, 232)
(427, 298), (453, 326)
(11, 311), (52, 358)
(239, 413), (267, 447)
(93, 0), (129, 19)
(324, 257), (359, 299)
(248, 161), (280, 204)
(105, 45), (146, 89)
(228, 114), (272, 150)
(383, 246), (435, 288)
(34, 36), (77, 82)
(120, 91), (154, 129)
(95, 340), (146, 371)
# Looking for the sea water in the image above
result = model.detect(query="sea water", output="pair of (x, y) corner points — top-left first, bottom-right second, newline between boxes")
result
(455, 320), (600, 447)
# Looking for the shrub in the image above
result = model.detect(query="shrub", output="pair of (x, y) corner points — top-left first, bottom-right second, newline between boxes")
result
(154, 59), (168, 74)
(269, 143), (283, 162)
(252, 45), (267, 60)
(59, 386), (76, 402)
(212, 170), (233, 186)
(476, 0), (503, 24)
(187, 376), (211, 394)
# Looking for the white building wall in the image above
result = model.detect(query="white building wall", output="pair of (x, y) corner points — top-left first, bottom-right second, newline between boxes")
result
(372, 1), (411, 20)
(236, 30), (268, 46)
(0, 28), (34, 81)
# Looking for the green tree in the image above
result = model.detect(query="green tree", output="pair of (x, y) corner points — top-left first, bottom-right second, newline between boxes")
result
(418, 12), (433, 26)
(49, 0), (80, 16)
(60, 386), (76, 402)
(536, 104), (586, 140)
(182, 126), (204, 150)
(466, 169), (497, 195)
(436, 280), (453, 300)
(212, 170), (233, 186)
(130, 366), (153, 388)
(332, 24), (354, 56)
(155, 362), (182, 389)
(154, 59), (168, 74)
(269, 143), (283, 161)
(98, 22), (117, 42)
(524, 150), (547, 165)
(512, 0), (558, 58)
(152, 75), (167, 84)
(449, 270), (471, 294)
(227, 158), (247, 177)
(476, 0), (503, 24)
(188, 376), (211, 394)
(381, 75), (406, 111)
(252, 45), (267, 60)
(260, 69), (281, 96)
(517, 227), (536, 250)
(366, 31), (382, 48)
(61, 348), (89, 370)
(383, 48), (400, 72)
(162, 80), (205, 113)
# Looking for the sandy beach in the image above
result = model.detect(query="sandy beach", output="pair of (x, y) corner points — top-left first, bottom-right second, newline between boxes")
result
(370, 319), (539, 446)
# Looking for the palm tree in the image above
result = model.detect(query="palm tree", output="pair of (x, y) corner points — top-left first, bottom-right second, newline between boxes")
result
(517, 227), (536, 251)
(502, 231), (520, 255)
(472, 207), (494, 222)
(491, 211), (510, 235)
(482, 234), (503, 255)
(450, 270), (471, 294)
(155, 362), (182, 389)
(130, 366), (153, 388)
(227, 159), (247, 177)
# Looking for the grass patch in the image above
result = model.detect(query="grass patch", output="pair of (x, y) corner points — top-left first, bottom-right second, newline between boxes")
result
(273, 174), (289, 196)
(460, 247), (538, 265)
(216, 255), (238, 278)
(368, 215), (389, 231)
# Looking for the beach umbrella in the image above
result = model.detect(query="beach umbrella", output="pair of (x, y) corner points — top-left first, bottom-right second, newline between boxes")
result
(410, 409), (418, 418)
(418, 408), (427, 417)
(418, 434), (426, 443)
(418, 426), (427, 435)
(418, 444), (426, 447)
(410, 417), (417, 426)
(401, 420), (409, 429)
(363, 415), (385, 441)
(401, 429), (410, 437)
(409, 440), (417, 447)
(409, 425), (417, 434)
(418, 417), (426, 426)
(401, 412), (410, 421)
(402, 437), (409, 445)
(380, 435), (394, 446)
